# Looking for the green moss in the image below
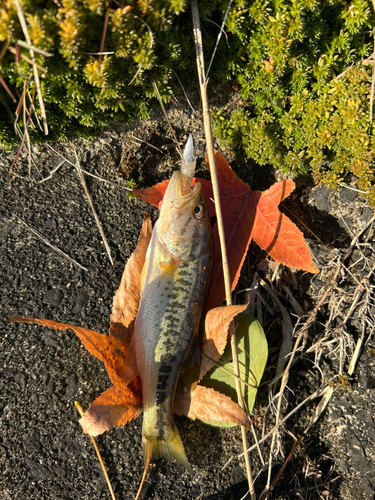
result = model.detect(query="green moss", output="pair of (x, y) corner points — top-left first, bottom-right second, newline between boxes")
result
(0, 0), (374, 205)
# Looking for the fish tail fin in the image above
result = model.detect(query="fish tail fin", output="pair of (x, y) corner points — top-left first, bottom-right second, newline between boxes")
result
(143, 425), (192, 474)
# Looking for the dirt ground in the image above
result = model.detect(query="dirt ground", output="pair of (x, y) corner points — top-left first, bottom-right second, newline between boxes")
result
(1, 99), (374, 500)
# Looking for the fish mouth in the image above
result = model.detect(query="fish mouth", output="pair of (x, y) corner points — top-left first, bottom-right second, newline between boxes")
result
(165, 171), (202, 210)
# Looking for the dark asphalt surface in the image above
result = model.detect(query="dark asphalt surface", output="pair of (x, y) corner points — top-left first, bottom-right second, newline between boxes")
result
(1, 122), (374, 500)
(0, 135), (252, 500)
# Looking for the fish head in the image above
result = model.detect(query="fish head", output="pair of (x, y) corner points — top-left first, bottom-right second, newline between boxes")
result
(158, 171), (211, 262)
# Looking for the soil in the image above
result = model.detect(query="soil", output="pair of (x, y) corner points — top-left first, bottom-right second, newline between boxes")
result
(1, 99), (374, 500)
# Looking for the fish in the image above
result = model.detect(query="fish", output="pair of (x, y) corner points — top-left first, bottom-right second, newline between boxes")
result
(124, 137), (212, 475)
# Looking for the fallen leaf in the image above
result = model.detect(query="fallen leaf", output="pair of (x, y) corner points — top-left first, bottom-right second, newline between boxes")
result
(132, 179), (169, 209)
(110, 213), (152, 342)
(80, 381), (142, 436)
(8, 317), (129, 385)
(201, 312), (268, 425)
(9, 316), (143, 435)
(204, 152), (319, 309)
(133, 151), (319, 311)
(174, 385), (249, 428)
(200, 304), (247, 379)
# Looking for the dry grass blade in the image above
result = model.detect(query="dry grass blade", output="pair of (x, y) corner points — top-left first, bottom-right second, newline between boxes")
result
(220, 383), (331, 470)
(151, 78), (183, 158)
(22, 81), (32, 177)
(74, 151), (114, 266)
(205, 0), (233, 79)
(0, 72), (17, 102)
(191, 2), (255, 499)
(15, 216), (88, 271)
(9, 46), (48, 73)
(74, 402), (116, 500)
(45, 144), (132, 190)
(16, 40), (54, 57)
(172, 69), (195, 113)
(10, 85), (36, 172)
(260, 279), (293, 378)
(13, 0), (48, 135)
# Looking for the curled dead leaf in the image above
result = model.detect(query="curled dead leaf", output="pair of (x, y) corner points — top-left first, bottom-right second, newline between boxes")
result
(200, 304), (247, 379)
(174, 385), (249, 428)
(80, 380), (142, 436)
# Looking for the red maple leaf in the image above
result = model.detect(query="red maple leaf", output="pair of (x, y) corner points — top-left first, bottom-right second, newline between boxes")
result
(133, 151), (319, 310)
(9, 152), (318, 440)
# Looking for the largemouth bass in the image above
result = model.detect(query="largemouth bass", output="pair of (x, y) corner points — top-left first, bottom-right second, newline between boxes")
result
(126, 145), (212, 473)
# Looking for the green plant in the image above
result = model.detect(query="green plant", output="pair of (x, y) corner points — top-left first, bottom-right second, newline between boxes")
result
(212, 0), (375, 205)
(0, 0), (196, 147)
(1, 0), (374, 205)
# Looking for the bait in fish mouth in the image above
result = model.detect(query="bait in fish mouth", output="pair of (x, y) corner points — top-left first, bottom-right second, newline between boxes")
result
(122, 135), (213, 481)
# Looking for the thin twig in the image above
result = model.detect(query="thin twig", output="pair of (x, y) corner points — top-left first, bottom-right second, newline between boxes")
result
(205, 0), (233, 79)
(75, 402), (116, 500)
(16, 39), (54, 57)
(191, 2), (255, 499)
(0, 72), (17, 102)
(259, 436), (300, 500)
(9, 46), (48, 72)
(74, 151), (114, 266)
(99, 12), (109, 63)
(13, 0), (48, 134)
(15, 216), (88, 271)
(370, 36), (375, 124)
(152, 79), (183, 158)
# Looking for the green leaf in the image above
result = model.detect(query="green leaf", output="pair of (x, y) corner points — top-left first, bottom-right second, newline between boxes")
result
(200, 312), (268, 427)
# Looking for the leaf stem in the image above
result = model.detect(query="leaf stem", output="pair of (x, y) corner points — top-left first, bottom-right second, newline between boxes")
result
(191, 2), (256, 499)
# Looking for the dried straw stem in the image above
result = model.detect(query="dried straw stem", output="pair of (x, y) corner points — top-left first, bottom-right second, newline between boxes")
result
(75, 402), (116, 500)
(13, 0), (48, 135)
(191, 2), (255, 499)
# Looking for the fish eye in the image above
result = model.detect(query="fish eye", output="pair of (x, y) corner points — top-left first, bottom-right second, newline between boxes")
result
(193, 204), (205, 219)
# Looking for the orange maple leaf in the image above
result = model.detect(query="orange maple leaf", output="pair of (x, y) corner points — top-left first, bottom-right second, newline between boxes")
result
(9, 210), (249, 434)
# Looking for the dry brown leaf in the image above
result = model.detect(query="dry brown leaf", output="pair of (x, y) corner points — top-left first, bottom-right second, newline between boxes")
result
(80, 380), (143, 436)
(8, 316), (129, 386)
(200, 304), (247, 379)
(174, 385), (249, 428)
(110, 213), (152, 341)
